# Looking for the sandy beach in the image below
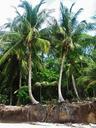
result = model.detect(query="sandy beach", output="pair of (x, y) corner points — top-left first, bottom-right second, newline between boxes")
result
(0, 122), (96, 128)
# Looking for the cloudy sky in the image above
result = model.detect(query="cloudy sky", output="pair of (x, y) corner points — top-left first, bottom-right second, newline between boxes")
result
(0, 0), (96, 26)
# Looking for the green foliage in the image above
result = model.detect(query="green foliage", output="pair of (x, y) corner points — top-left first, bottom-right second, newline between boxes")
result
(38, 68), (58, 82)
(0, 94), (8, 104)
(15, 86), (30, 104)
(0, 1), (96, 104)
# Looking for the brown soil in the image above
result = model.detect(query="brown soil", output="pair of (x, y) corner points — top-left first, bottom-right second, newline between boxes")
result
(0, 101), (96, 124)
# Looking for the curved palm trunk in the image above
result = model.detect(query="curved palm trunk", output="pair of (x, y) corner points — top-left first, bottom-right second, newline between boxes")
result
(28, 51), (39, 104)
(72, 74), (80, 100)
(58, 54), (65, 102)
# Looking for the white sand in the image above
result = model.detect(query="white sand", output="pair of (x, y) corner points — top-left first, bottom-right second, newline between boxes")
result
(0, 122), (95, 128)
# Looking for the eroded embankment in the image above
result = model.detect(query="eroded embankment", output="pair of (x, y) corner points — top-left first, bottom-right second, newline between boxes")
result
(0, 101), (96, 123)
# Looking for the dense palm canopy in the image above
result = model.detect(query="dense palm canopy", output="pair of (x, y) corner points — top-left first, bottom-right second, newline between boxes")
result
(0, 0), (95, 105)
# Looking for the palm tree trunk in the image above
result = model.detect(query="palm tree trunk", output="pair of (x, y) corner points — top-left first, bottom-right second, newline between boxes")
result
(72, 74), (80, 100)
(9, 78), (14, 105)
(19, 71), (22, 89)
(28, 51), (39, 104)
(10, 86), (13, 105)
(93, 88), (95, 97)
(58, 54), (65, 102)
(67, 77), (69, 92)
(17, 71), (22, 105)
(40, 86), (42, 102)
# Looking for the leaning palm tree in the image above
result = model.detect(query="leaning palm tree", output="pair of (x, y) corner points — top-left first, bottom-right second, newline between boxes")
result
(0, 0), (50, 104)
(56, 2), (87, 102)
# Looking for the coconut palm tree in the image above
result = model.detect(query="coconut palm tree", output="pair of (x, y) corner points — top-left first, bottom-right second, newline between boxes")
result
(0, 0), (50, 104)
(56, 2), (87, 102)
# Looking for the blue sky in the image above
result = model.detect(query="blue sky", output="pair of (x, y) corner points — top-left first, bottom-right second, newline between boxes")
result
(0, 0), (96, 26)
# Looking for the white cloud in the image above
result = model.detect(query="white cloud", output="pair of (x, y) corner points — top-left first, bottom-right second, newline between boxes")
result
(0, 0), (20, 25)
(72, 0), (96, 21)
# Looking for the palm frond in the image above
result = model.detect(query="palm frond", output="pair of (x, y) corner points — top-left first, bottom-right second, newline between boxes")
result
(88, 80), (96, 86)
(70, 2), (75, 13)
(73, 20), (87, 40)
(36, 9), (54, 28)
(1, 32), (21, 42)
(19, 0), (32, 22)
(86, 23), (96, 31)
(35, 38), (50, 53)
(71, 8), (83, 29)
(21, 59), (28, 76)
(60, 3), (70, 35)
(35, 0), (45, 13)
(0, 40), (21, 65)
